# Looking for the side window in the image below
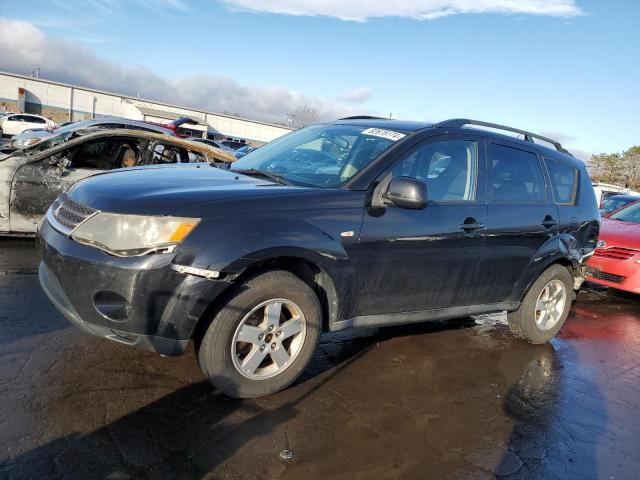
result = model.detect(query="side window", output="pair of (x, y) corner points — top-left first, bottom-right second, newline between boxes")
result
(188, 152), (208, 163)
(545, 157), (578, 204)
(392, 140), (478, 202)
(150, 144), (185, 164)
(488, 144), (545, 203)
(71, 140), (139, 170)
(26, 116), (46, 124)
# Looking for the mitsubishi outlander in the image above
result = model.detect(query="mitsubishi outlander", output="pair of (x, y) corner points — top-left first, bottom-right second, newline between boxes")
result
(37, 118), (600, 398)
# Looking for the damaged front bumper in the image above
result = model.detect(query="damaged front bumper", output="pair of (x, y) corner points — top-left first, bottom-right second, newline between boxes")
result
(37, 219), (230, 356)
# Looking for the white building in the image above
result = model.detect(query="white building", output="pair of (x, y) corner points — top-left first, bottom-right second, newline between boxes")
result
(0, 71), (292, 146)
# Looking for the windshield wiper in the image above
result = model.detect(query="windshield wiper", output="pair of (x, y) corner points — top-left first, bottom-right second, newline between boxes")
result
(230, 168), (290, 185)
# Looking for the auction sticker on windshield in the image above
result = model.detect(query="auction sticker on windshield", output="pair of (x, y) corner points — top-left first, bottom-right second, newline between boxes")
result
(361, 128), (406, 142)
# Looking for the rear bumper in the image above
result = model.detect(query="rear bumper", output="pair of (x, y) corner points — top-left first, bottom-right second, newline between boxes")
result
(585, 256), (640, 294)
(37, 219), (231, 355)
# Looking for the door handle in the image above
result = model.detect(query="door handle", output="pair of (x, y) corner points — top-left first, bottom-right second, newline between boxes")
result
(541, 218), (559, 228)
(459, 218), (485, 231)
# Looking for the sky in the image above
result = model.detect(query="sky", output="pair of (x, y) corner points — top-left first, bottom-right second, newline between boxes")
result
(0, 0), (638, 160)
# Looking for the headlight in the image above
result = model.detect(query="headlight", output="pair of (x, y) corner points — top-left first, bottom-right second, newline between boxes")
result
(13, 137), (41, 148)
(71, 213), (200, 256)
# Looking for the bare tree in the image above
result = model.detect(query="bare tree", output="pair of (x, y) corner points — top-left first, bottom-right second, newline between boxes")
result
(589, 146), (640, 189)
(290, 105), (318, 128)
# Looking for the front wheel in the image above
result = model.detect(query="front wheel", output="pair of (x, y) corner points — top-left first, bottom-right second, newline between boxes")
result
(196, 270), (321, 398)
(508, 264), (574, 344)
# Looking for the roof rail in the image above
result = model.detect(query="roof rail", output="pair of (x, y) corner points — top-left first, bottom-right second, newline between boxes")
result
(339, 115), (388, 120)
(435, 119), (571, 155)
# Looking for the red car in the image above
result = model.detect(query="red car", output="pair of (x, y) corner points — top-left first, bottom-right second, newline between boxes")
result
(587, 201), (640, 293)
(144, 116), (199, 138)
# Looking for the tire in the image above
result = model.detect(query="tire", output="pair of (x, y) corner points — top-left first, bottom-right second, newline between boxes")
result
(197, 270), (322, 398)
(507, 264), (574, 344)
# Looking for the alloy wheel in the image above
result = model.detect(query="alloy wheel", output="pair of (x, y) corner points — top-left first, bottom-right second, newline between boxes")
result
(534, 279), (567, 331)
(231, 299), (306, 380)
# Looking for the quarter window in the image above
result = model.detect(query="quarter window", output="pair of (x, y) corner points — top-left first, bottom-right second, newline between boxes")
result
(488, 144), (545, 203)
(392, 140), (478, 202)
(545, 158), (578, 204)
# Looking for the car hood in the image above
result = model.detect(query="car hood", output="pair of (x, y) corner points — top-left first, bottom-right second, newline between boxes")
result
(68, 164), (314, 215)
(598, 218), (640, 249)
(14, 130), (52, 141)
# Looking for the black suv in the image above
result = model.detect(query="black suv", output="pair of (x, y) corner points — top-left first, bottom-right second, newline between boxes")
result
(37, 118), (599, 398)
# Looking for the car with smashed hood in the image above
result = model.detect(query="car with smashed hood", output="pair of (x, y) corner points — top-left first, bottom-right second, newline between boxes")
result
(0, 128), (234, 234)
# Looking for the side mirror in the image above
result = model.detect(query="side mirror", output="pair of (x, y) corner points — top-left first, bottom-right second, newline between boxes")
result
(383, 176), (428, 210)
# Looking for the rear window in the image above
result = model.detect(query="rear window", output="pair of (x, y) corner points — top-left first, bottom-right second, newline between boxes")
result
(545, 158), (578, 204)
(488, 143), (546, 203)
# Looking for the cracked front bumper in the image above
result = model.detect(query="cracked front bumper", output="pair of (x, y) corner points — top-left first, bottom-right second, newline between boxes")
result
(37, 218), (231, 356)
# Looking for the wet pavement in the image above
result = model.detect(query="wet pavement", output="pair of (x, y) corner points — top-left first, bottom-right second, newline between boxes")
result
(1, 238), (639, 479)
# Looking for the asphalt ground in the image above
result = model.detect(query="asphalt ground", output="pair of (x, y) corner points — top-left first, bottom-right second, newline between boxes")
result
(1, 237), (639, 479)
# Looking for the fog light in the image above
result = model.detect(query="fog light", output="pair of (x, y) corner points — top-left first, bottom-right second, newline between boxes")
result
(93, 291), (130, 321)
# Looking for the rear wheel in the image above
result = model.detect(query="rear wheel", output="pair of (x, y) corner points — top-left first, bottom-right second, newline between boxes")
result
(197, 270), (321, 398)
(508, 264), (574, 344)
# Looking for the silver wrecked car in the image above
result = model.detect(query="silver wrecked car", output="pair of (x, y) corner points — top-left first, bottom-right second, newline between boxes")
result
(0, 129), (234, 234)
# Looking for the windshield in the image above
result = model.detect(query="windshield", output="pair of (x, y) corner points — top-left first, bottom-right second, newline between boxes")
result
(601, 196), (637, 214)
(52, 120), (94, 134)
(20, 131), (75, 156)
(610, 201), (640, 224)
(231, 124), (405, 187)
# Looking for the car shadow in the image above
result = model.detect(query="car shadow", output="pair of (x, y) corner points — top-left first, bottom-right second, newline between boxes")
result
(4, 312), (608, 479)
(1, 317), (478, 479)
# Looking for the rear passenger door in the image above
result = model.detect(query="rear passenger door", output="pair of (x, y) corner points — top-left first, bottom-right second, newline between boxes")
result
(475, 141), (558, 304)
(22, 115), (48, 132)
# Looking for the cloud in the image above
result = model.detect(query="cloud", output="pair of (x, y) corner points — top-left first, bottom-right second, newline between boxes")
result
(538, 130), (591, 161)
(0, 18), (366, 125)
(339, 87), (373, 104)
(539, 130), (576, 145)
(221, 0), (583, 22)
(568, 148), (592, 163)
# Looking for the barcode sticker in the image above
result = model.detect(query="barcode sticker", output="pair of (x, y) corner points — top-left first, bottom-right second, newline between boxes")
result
(361, 128), (406, 142)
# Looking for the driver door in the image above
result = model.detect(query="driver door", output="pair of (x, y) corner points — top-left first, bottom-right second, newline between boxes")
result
(350, 134), (488, 317)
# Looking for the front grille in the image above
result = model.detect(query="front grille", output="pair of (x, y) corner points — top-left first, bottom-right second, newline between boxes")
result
(49, 193), (97, 233)
(593, 246), (639, 261)
(585, 267), (625, 284)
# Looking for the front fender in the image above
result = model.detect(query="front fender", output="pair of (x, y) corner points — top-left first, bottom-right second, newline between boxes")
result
(173, 214), (355, 277)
